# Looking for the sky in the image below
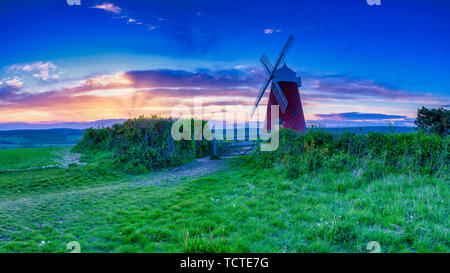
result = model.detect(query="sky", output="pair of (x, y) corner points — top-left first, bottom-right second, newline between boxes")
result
(0, 0), (449, 128)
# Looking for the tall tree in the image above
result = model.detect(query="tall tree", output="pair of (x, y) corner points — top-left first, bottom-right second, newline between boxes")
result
(415, 107), (449, 136)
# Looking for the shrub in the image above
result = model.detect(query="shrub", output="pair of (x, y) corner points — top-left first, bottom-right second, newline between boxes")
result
(301, 140), (328, 173)
(73, 116), (210, 173)
(327, 153), (357, 172)
(247, 127), (448, 177)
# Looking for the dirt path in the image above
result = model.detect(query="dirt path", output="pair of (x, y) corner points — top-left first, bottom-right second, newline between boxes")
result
(53, 149), (86, 168)
(131, 157), (231, 187)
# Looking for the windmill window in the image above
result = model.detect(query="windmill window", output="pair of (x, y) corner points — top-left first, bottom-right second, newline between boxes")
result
(292, 108), (297, 116)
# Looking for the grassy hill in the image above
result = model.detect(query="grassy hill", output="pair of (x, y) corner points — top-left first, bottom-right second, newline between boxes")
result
(0, 119), (447, 253)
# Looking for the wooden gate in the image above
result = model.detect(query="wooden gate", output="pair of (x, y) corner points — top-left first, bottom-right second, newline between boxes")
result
(210, 124), (261, 157)
(212, 139), (257, 157)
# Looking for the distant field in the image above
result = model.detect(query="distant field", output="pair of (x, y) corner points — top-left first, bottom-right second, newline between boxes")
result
(0, 129), (83, 150)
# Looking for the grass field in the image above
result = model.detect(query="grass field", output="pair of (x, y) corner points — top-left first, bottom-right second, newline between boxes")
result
(0, 147), (448, 253)
(0, 148), (68, 171)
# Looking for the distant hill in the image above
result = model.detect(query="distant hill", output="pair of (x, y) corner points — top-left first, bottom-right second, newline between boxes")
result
(0, 128), (84, 149)
(0, 125), (416, 149)
(316, 126), (416, 134)
(0, 119), (125, 131)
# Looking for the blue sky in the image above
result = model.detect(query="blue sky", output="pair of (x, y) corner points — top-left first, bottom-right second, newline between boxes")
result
(0, 0), (449, 127)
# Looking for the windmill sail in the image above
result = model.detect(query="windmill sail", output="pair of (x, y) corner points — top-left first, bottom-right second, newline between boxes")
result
(250, 77), (271, 117)
(274, 35), (295, 69)
(271, 79), (288, 113)
(260, 54), (273, 76)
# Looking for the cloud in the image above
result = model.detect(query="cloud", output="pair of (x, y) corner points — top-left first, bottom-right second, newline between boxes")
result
(0, 76), (23, 99)
(315, 112), (407, 121)
(78, 72), (133, 88)
(92, 2), (157, 31)
(0, 76), (22, 101)
(125, 68), (259, 89)
(0, 67), (263, 123)
(92, 3), (122, 14)
(3, 77), (23, 88)
(0, 85), (20, 99)
(7, 61), (61, 81)
(57, 68), (259, 97)
(264, 29), (282, 34)
(304, 75), (446, 104)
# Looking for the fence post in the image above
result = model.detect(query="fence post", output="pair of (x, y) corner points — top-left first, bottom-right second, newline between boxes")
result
(257, 120), (260, 139)
(211, 133), (217, 156)
(245, 122), (249, 141)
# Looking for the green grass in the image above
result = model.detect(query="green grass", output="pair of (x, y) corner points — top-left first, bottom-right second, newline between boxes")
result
(0, 149), (448, 253)
(0, 148), (67, 171)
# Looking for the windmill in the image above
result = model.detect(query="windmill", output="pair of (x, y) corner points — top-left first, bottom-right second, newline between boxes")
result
(251, 35), (307, 132)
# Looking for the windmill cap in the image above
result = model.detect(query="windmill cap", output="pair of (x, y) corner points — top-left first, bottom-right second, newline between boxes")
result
(274, 63), (297, 83)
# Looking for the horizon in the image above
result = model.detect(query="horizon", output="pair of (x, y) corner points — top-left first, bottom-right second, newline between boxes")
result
(1, 0), (449, 129)
(0, 118), (419, 131)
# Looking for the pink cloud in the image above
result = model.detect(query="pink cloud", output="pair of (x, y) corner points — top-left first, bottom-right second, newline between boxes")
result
(92, 3), (122, 14)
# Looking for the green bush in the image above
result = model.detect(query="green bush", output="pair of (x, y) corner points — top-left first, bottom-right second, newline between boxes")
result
(73, 116), (210, 173)
(247, 128), (449, 178)
(326, 153), (357, 172)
